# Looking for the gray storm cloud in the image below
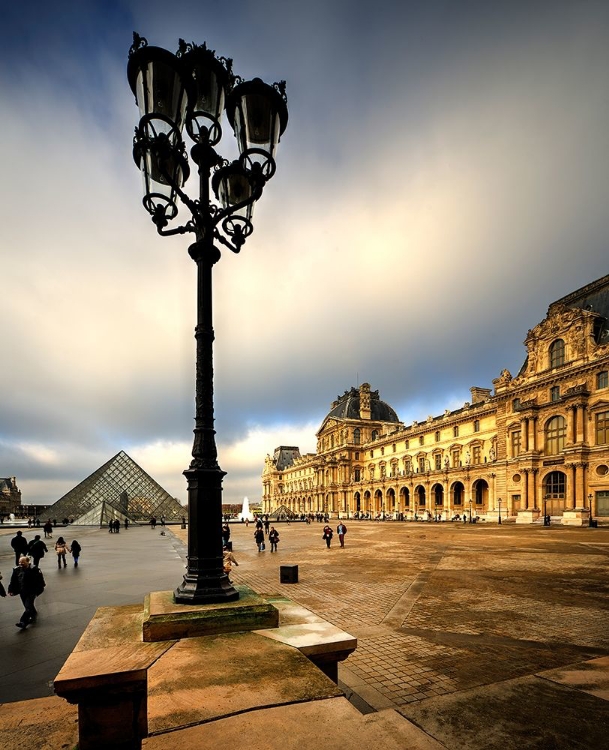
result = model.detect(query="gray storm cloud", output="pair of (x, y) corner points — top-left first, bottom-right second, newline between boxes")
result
(1, 1), (608, 504)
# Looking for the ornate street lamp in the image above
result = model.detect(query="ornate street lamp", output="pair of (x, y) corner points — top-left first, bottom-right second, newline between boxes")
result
(497, 497), (502, 524)
(128, 33), (288, 604)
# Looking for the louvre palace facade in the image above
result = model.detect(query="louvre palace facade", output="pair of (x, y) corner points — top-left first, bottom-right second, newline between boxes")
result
(262, 275), (609, 525)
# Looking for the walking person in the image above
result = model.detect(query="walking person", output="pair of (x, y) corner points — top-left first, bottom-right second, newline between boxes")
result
(55, 537), (69, 569)
(223, 547), (239, 583)
(43, 520), (53, 539)
(70, 540), (82, 567)
(10, 531), (28, 565)
(254, 527), (265, 552)
(27, 535), (48, 567)
(336, 521), (348, 548)
(323, 525), (333, 549)
(269, 526), (280, 552)
(222, 523), (231, 550)
(8, 556), (46, 629)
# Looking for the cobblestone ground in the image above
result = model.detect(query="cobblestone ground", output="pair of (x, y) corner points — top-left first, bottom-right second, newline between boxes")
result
(184, 521), (609, 711)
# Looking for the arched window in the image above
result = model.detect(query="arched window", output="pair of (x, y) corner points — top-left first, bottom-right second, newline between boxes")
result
(353, 428), (361, 445)
(371, 430), (379, 441)
(549, 339), (565, 368)
(545, 415), (566, 455)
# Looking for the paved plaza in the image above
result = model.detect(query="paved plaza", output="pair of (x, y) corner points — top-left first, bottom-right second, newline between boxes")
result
(1, 520), (609, 748)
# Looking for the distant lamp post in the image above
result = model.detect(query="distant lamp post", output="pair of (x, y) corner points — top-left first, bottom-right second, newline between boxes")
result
(544, 493), (549, 526)
(469, 499), (472, 523)
(128, 34), (288, 604)
(497, 497), (502, 525)
(588, 493), (594, 527)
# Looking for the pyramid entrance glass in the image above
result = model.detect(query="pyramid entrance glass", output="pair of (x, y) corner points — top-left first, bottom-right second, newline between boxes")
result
(45, 450), (186, 524)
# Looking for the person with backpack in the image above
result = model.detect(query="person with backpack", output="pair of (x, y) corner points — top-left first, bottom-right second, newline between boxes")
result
(10, 531), (28, 565)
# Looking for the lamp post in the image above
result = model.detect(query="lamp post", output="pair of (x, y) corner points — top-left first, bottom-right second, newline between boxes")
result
(497, 497), (502, 525)
(469, 499), (472, 523)
(544, 493), (549, 526)
(128, 34), (288, 604)
(588, 493), (594, 527)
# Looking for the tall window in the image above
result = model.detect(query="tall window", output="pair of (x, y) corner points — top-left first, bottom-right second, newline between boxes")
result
(435, 430), (441, 442)
(353, 428), (361, 444)
(453, 425), (459, 438)
(545, 416), (566, 455)
(473, 420), (480, 433)
(472, 446), (481, 464)
(596, 411), (609, 445)
(550, 386), (560, 402)
(419, 435), (424, 446)
(549, 339), (565, 368)
(513, 398), (521, 410)
(511, 430), (521, 457)
(354, 468), (361, 482)
(597, 371), (608, 390)
(545, 471), (565, 498)
(405, 439), (410, 449)
(452, 449), (460, 467)
(418, 457), (426, 473)
(371, 430), (379, 441)
(434, 454), (442, 470)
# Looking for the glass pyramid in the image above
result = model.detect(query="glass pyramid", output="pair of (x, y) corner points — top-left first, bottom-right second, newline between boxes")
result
(46, 450), (186, 524)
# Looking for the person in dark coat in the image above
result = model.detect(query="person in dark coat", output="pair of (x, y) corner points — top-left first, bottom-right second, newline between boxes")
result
(254, 527), (265, 552)
(8, 556), (46, 629)
(10, 531), (28, 565)
(43, 520), (53, 538)
(323, 525), (333, 549)
(269, 526), (280, 552)
(27, 535), (48, 567)
(222, 523), (231, 548)
(70, 540), (82, 567)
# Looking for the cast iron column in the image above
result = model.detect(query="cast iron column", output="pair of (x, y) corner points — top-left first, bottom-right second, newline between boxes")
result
(175, 142), (239, 604)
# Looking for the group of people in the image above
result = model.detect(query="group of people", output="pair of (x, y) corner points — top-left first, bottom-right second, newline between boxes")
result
(322, 522), (348, 548)
(252, 516), (280, 552)
(5, 530), (83, 630)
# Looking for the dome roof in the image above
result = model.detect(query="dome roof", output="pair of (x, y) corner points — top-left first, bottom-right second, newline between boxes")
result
(324, 386), (400, 424)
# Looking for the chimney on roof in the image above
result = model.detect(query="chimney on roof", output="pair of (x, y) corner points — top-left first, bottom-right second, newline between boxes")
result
(470, 386), (491, 404)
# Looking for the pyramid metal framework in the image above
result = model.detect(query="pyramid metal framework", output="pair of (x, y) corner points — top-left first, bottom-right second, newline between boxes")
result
(46, 450), (186, 524)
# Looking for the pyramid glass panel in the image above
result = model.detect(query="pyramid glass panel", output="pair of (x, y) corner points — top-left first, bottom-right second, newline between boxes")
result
(46, 450), (186, 524)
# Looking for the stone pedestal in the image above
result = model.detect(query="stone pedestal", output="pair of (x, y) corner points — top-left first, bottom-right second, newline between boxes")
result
(516, 509), (541, 524)
(143, 586), (278, 641)
(561, 508), (591, 527)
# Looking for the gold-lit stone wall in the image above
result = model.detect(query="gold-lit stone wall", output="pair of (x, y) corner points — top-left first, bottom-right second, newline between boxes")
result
(262, 276), (609, 524)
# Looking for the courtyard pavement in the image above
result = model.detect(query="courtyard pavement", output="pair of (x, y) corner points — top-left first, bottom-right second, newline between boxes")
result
(1, 519), (609, 748)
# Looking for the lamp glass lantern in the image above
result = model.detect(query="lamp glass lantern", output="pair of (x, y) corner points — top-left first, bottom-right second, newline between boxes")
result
(181, 45), (231, 145)
(227, 78), (288, 178)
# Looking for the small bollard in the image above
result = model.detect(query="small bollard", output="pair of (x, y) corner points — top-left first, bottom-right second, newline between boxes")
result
(280, 564), (298, 584)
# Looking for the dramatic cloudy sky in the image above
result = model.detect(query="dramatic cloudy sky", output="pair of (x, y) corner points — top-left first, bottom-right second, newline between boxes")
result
(1, 1), (608, 507)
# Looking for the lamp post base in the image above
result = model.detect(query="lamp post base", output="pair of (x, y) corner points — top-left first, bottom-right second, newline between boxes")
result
(174, 578), (239, 605)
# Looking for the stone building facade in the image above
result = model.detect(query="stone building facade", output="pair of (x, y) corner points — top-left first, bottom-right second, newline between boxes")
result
(262, 275), (609, 525)
(0, 476), (22, 516)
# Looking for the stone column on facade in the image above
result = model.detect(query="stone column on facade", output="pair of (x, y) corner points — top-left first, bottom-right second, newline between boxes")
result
(567, 463), (576, 509)
(521, 418), (529, 452)
(532, 468), (539, 509)
(523, 468), (529, 509)
(567, 405), (576, 444)
(528, 418), (537, 453)
(576, 405), (586, 444)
